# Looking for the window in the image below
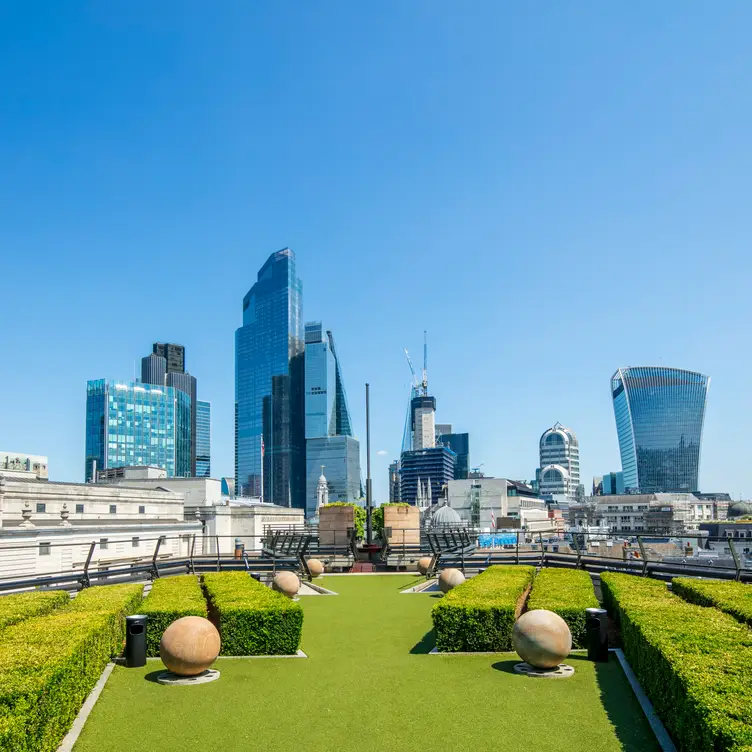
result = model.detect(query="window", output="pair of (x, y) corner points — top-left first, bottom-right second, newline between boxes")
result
(100, 538), (108, 550)
(39, 542), (51, 556)
(75, 504), (84, 514)
(36, 503), (46, 513)
(132, 537), (140, 548)
(109, 505), (117, 514)
(138, 505), (145, 514)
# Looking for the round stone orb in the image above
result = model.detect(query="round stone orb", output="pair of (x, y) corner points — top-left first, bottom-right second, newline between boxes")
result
(417, 557), (433, 576)
(438, 568), (465, 593)
(272, 571), (300, 597)
(159, 616), (221, 676)
(513, 609), (572, 669)
(307, 558), (324, 577)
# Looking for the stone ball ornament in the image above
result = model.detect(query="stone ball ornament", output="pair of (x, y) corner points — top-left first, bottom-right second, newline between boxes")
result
(159, 616), (221, 676)
(417, 557), (433, 576)
(272, 571), (301, 597)
(513, 609), (572, 671)
(307, 558), (324, 577)
(438, 568), (465, 593)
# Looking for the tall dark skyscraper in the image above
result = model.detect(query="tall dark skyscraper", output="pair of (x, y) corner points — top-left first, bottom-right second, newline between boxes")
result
(235, 249), (305, 505)
(196, 400), (211, 477)
(141, 342), (198, 475)
(437, 430), (470, 480)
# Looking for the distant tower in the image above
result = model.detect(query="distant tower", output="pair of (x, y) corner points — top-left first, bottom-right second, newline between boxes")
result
(539, 423), (580, 502)
(316, 467), (329, 512)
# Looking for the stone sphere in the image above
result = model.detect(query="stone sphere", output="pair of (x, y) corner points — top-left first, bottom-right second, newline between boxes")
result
(417, 557), (433, 576)
(272, 571), (300, 597)
(307, 558), (324, 577)
(159, 616), (221, 676)
(438, 568), (465, 593)
(513, 609), (572, 669)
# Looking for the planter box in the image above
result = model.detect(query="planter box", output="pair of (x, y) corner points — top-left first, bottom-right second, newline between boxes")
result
(319, 505), (354, 546)
(384, 505), (420, 545)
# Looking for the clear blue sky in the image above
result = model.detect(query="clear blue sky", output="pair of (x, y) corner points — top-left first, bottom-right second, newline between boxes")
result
(1, 2), (751, 502)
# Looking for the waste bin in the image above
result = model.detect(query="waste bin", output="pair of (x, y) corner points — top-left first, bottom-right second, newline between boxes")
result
(125, 614), (148, 668)
(585, 607), (608, 662)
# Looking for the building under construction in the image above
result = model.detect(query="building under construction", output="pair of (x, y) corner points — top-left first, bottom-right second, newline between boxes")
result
(397, 332), (456, 506)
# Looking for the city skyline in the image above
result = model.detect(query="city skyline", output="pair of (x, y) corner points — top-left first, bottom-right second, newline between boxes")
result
(2, 4), (752, 501)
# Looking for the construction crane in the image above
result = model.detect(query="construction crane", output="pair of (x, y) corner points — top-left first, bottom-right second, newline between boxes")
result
(421, 330), (428, 396)
(403, 349), (419, 391)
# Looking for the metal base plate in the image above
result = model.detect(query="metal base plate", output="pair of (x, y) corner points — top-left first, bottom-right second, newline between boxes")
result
(157, 669), (220, 686)
(513, 662), (574, 678)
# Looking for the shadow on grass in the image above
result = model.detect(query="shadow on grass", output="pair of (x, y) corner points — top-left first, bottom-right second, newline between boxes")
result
(144, 670), (165, 684)
(594, 658), (662, 752)
(490, 659), (518, 674)
(410, 630), (436, 654)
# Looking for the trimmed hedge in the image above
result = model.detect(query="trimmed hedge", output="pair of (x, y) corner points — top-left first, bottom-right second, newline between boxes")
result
(672, 577), (752, 628)
(601, 572), (752, 752)
(527, 568), (599, 648)
(203, 572), (303, 655)
(0, 582), (142, 752)
(432, 566), (535, 652)
(0, 590), (69, 632)
(141, 575), (207, 656)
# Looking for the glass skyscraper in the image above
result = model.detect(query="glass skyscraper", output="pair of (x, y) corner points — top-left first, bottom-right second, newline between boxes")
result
(196, 400), (211, 477)
(611, 366), (710, 493)
(85, 380), (190, 481)
(304, 321), (361, 518)
(235, 249), (304, 504)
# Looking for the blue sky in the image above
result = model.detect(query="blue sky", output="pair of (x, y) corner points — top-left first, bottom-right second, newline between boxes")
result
(1, 2), (751, 501)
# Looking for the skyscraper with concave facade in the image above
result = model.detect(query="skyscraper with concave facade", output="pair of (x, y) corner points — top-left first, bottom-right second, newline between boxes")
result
(611, 366), (709, 493)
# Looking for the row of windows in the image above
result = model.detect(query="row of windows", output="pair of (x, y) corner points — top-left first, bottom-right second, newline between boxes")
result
(35, 503), (146, 514)
(38, 536), (145, 555)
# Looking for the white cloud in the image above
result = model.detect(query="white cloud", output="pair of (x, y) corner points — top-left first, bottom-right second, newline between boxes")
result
(376, 450), (388, 455)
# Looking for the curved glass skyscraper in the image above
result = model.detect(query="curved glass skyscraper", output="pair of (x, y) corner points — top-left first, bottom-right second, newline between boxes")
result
(235, 249), (304, 504)
(611, 367), (709, 493)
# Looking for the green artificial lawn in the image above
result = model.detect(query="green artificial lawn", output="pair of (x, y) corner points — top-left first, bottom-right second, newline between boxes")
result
(74, 575), (659, 752)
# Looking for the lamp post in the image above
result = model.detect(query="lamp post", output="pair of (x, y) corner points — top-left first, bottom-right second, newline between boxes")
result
(366, 383), (373, 545)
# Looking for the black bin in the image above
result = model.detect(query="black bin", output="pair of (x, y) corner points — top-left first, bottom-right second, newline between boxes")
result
(125, 614), (148, 668)
(585, 607), (609, 662)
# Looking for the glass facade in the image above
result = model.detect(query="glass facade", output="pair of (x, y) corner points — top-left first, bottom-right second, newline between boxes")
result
(235, 249), (304, 504)
(303, 321), (360, 515)
(437, 432), (469, 479)
(400, 446), (456, 506)
(611, 367), (709, 493)
(85, 380), (191, 481)
(196, 400), (211, 477)
(305, 436), (361, 518)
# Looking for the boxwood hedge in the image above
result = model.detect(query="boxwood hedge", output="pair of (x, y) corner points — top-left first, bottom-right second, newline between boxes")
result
(203, 572), (303, 655)
(0, 590), (69, 632)
(527, 568), (598, 647)
(0, 582), (142, 752)
(141, 575), (207, 656)
(601, 572), (752, 752)
(672, 577), (752, 628)
(432, 565), (535, 652)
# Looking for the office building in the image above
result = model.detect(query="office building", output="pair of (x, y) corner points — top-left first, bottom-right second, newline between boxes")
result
(538, 423), (580, 501)
(388, 460), (401, 503)
(305, 436), (361, 517)
(196, 400), (211, 477)
(593, 471), (625, 496)
(400, 446), (456, 507)
(447, 478), (546, 529)
(411, 395), (436, 450)
(611, 366), (709, 493)
(235, 249), (305, 505)
(437, 430), (470, 480)
(303, 321), (360, 517)
(141, 343), (198, 476)
(85, 380), (191, 481)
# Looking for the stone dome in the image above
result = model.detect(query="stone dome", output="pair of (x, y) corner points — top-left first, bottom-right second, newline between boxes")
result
(433, 504), (462, 526)
(729, 501), (752, 518)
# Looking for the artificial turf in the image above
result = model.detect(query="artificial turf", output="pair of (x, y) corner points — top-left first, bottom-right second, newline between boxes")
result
(73, 574), (659, 752)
